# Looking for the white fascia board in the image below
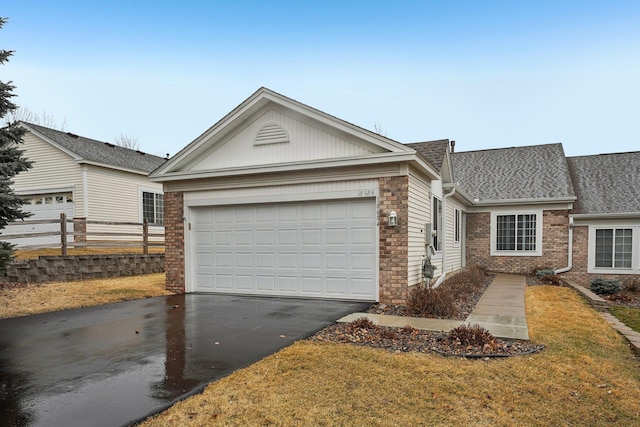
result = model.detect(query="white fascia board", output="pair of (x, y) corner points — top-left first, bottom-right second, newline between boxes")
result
(151, 151), (423, 183)
(471, 196), (577, 206)
(152, 88), (413, 177)
(20, 123), (83, 161)
(75, 160), (152, 177)
(572, 212), (640, 220)
(410, 155), (440, 180)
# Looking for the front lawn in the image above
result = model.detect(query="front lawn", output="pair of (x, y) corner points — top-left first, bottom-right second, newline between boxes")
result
(141, 286), (640, 426)
(0, 273), (172, 319)
(610, 306), (640, 333)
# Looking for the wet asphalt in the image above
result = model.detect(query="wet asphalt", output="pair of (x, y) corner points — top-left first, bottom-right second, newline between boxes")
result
(0, 294), (369, 427)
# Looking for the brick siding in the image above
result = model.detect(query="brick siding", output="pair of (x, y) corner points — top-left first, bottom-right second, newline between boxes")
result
(561, 225), (640, 286)
(378, 176), (409, 304)
(164, 191), (185, 293)
(465, 210), (570, 275)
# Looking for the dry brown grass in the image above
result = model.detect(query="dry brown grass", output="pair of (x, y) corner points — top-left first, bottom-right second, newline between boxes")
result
(141, 286), (640, 427)
(0, 273), (171, 319)
(14, 246), (165, 260)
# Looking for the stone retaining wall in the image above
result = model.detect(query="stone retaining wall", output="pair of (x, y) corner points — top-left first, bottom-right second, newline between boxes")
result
(0, 254), (165, 283)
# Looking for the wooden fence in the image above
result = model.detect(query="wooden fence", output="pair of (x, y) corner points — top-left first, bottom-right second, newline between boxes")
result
(2, 213), (164, 255)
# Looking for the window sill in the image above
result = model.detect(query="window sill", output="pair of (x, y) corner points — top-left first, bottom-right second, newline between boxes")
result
(588, 267), (638, 275)
(490, 250), (541, 257)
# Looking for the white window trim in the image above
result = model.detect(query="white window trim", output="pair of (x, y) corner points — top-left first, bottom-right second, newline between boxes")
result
(588, 224), (640, 274)
(432, 196), (443, 252)
(454, 207), (461, 247)
(139, 186), (164, 225)
(490, 210), (543, 256)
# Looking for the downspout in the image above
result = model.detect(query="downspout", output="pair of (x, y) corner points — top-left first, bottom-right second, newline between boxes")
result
(433, 186), (457, 288)
(554, 216), (574, 274)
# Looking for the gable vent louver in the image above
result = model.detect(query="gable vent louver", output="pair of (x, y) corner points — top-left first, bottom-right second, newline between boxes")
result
(254, 122), (289, 146)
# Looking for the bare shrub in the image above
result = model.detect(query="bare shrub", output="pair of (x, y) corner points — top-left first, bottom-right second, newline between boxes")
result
(623, 278), (640, 293)
(448, 324), (498, 351)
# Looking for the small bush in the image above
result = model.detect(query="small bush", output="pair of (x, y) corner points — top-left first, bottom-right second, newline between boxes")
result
(623, 278), (640, 293)
(590, 278), (621, 295)
(406, 286), (456, 318)
(448, 324), (497, 350)
(535, 269), (556, 278)
(349, 317), (377, 330)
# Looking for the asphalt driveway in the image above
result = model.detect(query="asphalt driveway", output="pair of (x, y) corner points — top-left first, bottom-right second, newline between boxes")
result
(0, 294), (369, 427)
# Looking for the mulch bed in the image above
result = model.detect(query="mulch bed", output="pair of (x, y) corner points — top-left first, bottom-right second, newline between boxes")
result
(309, 273), (545, 358)
(310, 322), (544, 358)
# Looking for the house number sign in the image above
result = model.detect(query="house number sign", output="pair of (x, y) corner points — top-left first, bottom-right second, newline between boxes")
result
(358, 189), (376, 197)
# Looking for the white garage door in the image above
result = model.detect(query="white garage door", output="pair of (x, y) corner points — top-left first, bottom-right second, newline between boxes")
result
(191, 199), (377, 300)
(4, 193), (75, 247)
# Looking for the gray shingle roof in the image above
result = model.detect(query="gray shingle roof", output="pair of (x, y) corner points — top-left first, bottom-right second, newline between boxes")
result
(407, 139), (448, 173)
(22, 122), (167, 174)
(567, 152), (640, 214)
(451, 143), (575, 202)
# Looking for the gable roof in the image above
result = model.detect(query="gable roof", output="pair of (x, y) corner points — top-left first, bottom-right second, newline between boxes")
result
(567, 151), (640, 215)
(451, 143), (576, 204)
(151, 87), (439, 180)
(406, 139), (449, 174)
(20, 122), (166, 174)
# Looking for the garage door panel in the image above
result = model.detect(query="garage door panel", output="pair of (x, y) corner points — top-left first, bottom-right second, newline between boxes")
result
(278, 253), (298, 269)
(235, 230), (253, 245)
(257, 253), (275, 268)
(326, 253), (347, 270)
(192, 199), (377, 300)
(256, 230), (275, 245)
(214, 230), (233, 245)
(352, 227), (375, 245)
(301, 277), (322, 294)
(351, 253), (376, 270)
(326, 228), (348, 244)
(215, 253), (233, 268)
(236, 253), (253, 268)
(256, 276), (276, 291)
(278, 276), (298, 292)
(326, 278), (348, 294)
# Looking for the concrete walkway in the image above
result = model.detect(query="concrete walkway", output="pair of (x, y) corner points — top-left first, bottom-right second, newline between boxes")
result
(338, 273), (529, 340)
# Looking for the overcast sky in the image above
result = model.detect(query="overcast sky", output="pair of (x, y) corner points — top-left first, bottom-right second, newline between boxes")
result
(3, 1), (639, 158)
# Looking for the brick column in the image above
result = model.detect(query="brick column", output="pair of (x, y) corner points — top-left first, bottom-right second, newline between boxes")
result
(164, 192), (185, 293)
(73, 217), (87, 242)
(378, 176), (409, 304)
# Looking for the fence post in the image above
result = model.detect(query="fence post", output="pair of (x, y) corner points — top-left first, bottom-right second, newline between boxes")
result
(60, 213), (68, 256)
(143, 218), (149, 255)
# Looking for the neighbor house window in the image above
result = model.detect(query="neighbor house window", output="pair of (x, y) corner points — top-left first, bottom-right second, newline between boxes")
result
(143, 191), (164, 225)
(494, 213), (538, 253)
(595, 228), (632, 268)
(454, 208), (461, 244)
(432, 197), (443, 251)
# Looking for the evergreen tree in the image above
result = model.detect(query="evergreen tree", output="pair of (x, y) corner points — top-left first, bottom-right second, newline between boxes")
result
(0, 17), (32, 273)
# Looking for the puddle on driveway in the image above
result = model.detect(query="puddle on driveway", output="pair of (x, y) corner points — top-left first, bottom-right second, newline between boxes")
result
(0, 294), (369, 427)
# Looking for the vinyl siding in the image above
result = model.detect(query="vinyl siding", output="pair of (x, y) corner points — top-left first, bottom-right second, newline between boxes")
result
(444, 199), (463, 273)
(85, 165), (163, 241)
(183, 179), (379, 205)
(188, 107), (382, 171)
(12, 133), (84, 215)
(408, 167), (432, 286)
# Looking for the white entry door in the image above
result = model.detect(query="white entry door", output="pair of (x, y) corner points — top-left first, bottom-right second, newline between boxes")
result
(191, 199), (377, 300)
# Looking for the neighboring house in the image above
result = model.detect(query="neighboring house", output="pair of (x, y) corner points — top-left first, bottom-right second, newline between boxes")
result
(565, 152), (640, 284)
(6, 122), (167, 247)
(151, 87), (640, 304)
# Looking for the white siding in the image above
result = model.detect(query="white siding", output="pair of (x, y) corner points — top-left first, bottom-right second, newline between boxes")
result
(12, 133), (84, 215)
(408, 167), (431, 286)
(188, 108), (383, 171)
(184, 179), (379, 206)
(444, 199), (463, 274)
(85, 165), (163, 241)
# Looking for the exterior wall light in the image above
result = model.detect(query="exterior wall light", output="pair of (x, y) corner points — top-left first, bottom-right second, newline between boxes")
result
(389, 210), (398, 227)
